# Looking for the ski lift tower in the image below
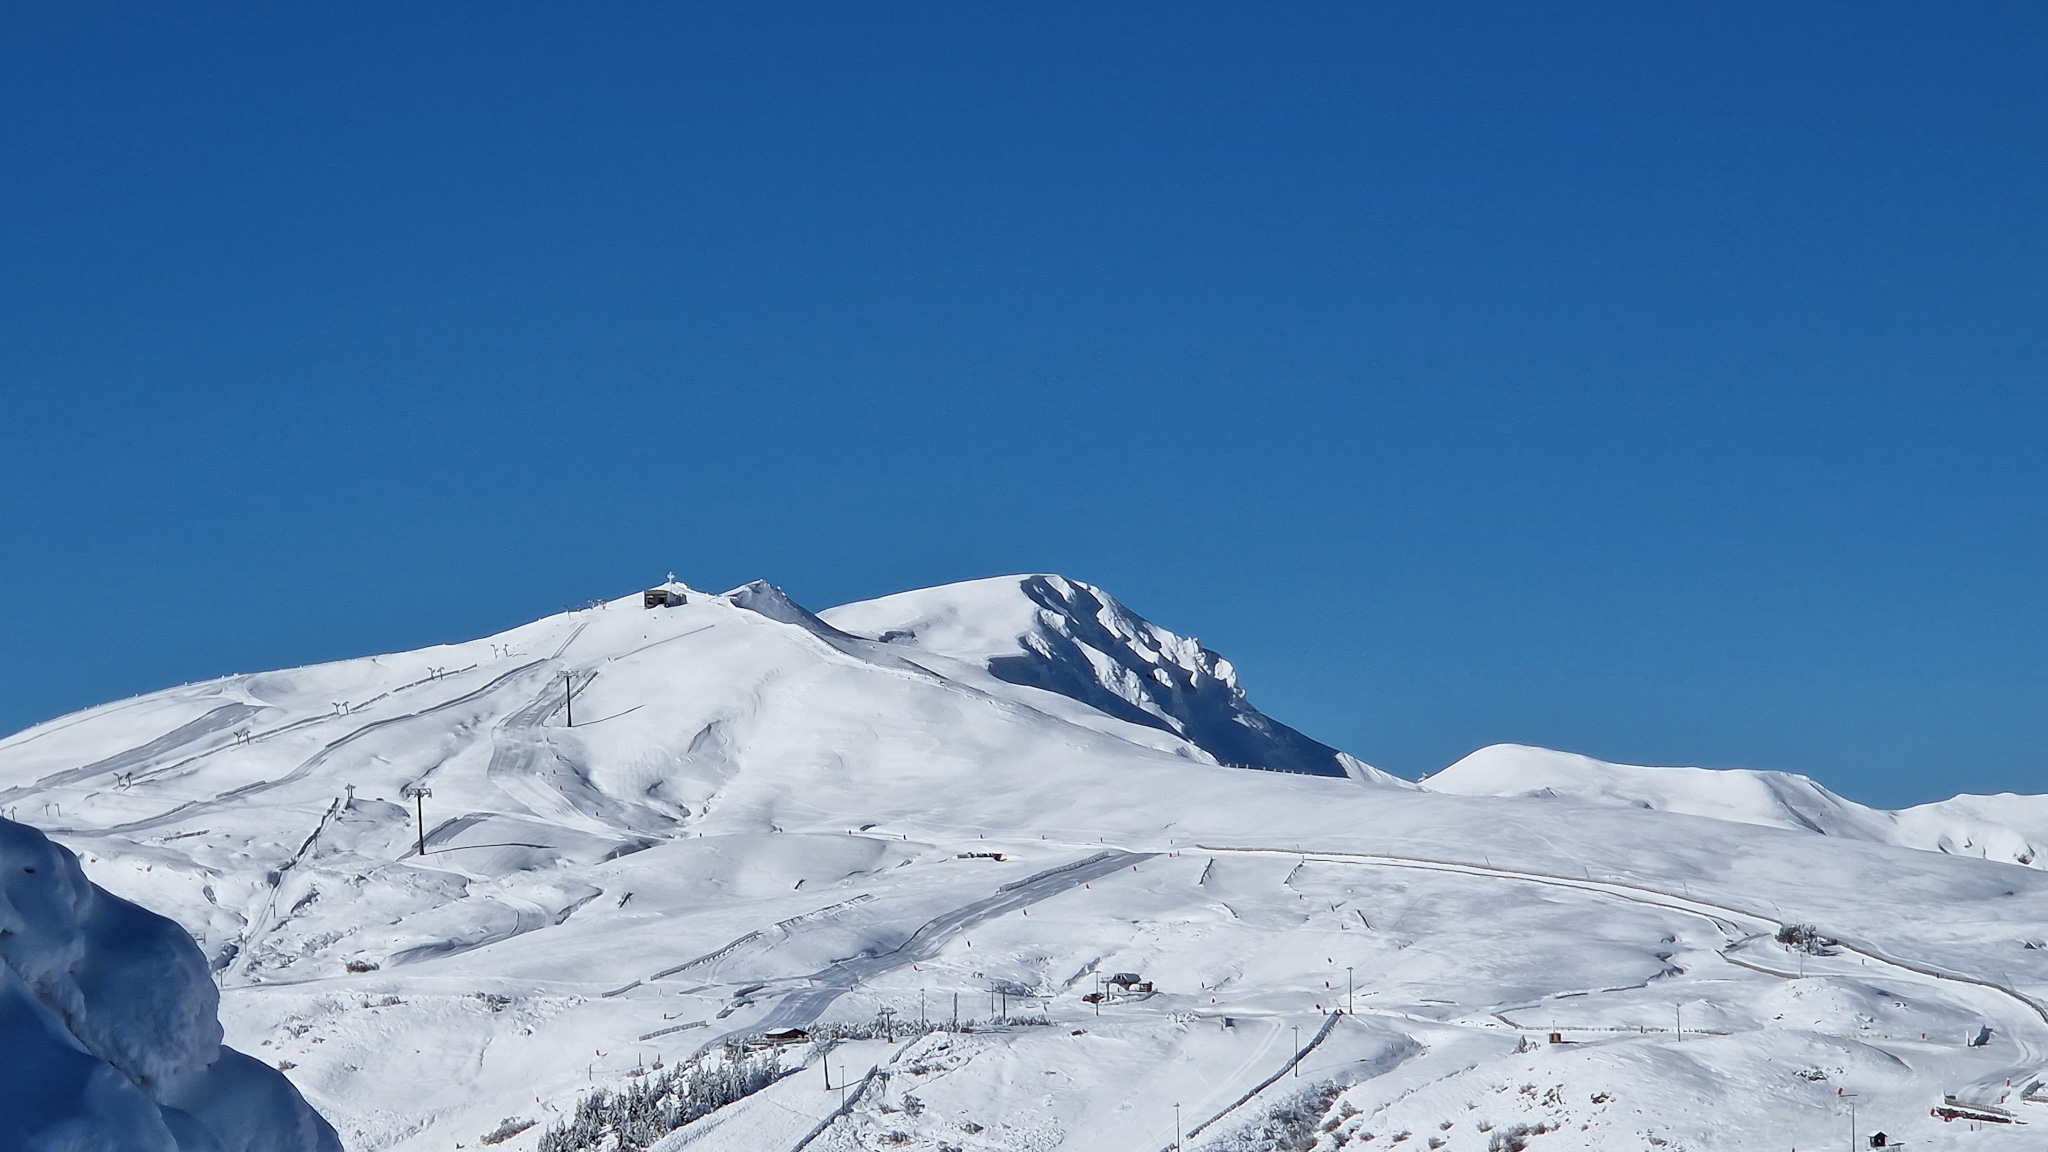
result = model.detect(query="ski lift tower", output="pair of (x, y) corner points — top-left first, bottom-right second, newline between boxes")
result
(401, 784), (432, 857)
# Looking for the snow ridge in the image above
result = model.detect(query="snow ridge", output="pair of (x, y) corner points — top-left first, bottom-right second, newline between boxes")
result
(822, 574), (1392, 781)
(1425, 742), (2048, 868)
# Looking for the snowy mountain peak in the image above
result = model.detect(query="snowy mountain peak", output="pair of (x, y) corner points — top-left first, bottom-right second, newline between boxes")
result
(820, 573), (1396, 782)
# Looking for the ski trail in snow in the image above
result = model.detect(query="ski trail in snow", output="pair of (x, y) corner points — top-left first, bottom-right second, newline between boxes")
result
(1168, 1011), (1349, 1151)
(785, 1063), (883, 1152)
(67, 658), (553, 836)
(25, 659), (512, 808)
(702, 851), (1153, 1052)
(230, 795), (347, 981)
(484, 678), (639, 835)
(0, 702), (261, 804)
(0, 677), (233, 757)
(484, 620), (713, 835)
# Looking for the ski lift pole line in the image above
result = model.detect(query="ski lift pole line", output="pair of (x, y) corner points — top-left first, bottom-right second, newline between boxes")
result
(1163, 1013), (1343, 1152)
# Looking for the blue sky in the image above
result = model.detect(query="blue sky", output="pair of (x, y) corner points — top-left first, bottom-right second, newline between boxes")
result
(2, 3), (2043, 806)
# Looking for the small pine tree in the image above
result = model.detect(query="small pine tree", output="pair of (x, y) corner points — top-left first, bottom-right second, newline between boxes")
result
(1775, 923), (1829, 954)
(537, 1046), (784, 1152)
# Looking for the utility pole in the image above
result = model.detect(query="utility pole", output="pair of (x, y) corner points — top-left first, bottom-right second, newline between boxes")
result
(1175, 1102), (1182, 1151)
(920, 989), (926, 1028)
(402, 785), (432, 856)
(1674, 1005), (1682, 1042)
(952, 992), (959, 1030)
(1841, 1091), (1859, 1152)
(1294, 1025), (1301, 1076)
(1346, 966), (1354, 1016)
(880, 1007), (896, 1043)
(561, 671), (576, 727)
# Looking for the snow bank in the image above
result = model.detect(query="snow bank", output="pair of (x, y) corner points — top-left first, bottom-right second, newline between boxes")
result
(0, 817), (339, 1152)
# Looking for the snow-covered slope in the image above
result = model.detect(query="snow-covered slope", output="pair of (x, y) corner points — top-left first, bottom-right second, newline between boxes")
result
(1421, 745), (1897, 838)
(0, 816), (339, 1152)
(821, 574), (1394, 782)
(1427, 743), (2048, 867)
(2, 574), (2048, 1152)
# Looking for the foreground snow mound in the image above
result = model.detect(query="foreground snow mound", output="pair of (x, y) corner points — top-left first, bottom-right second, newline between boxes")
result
(822, 573), (1394, 781)
(0, 817), (339, 1152)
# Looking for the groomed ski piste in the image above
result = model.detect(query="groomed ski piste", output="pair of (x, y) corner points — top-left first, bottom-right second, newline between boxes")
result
(3, 573), (2047, 1151)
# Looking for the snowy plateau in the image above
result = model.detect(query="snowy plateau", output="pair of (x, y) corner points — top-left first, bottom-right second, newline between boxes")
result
(4, 573), (2048, 1152)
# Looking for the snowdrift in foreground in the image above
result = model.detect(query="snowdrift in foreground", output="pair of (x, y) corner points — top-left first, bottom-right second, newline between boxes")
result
(0, 817), (339, 1152)
(1426, 742), (2048, 867)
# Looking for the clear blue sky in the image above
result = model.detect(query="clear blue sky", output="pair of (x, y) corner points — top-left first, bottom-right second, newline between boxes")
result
(3, 3), (2042, 807)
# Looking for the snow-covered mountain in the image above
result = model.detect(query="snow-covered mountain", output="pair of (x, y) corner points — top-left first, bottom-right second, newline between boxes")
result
(0, 816), (339, 1152)
(819, 574), (1395, 782)
(1426, 743), (2048, 867)
(2, 573), (2047, 1152)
